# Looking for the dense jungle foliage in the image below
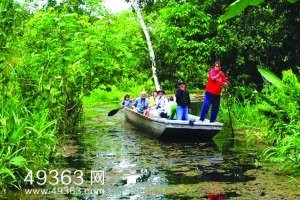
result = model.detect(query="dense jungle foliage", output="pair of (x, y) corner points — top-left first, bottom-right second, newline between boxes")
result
(0, 0), (299, 188)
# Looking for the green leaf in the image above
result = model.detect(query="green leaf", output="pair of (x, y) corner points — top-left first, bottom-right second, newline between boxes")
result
(288, 0), (298, 3)
(258, 66), (282, 88)
(219, 0), (264, 20)
(9, 156), (27, 168)
(0, 167), (16, 180)
(8, 124), (25, 144)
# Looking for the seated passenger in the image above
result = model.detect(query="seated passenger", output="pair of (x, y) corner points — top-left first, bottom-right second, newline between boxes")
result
(121, 94), (132, 108)
(166, 96), (177, 120)
(149, 90), (158, 109)
(155, 90), (168, 118)
(133, 91), (150, 115)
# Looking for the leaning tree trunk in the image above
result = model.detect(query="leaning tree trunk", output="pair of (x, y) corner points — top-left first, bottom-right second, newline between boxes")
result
(130, 0), (161, 91)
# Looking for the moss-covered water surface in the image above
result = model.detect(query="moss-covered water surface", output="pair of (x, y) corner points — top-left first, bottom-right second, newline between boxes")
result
(6, 103), (299, 199)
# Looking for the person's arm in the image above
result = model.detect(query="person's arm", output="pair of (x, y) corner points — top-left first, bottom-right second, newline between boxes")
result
(187, 92), (191, 108)
(175, 89), (183, 99)
(121, 101), (125, 107)
(220, 72), (227, 86)
(162, 97), (168, 110)
(133, 99), (138, 107)
(165, 97), (169, 106)
(175, 90), (178, 101)
(209, 70), (221, 81)
(145, 99), (150, 109)
(155, 101), (159, 109)
(166, 102), (171, 116)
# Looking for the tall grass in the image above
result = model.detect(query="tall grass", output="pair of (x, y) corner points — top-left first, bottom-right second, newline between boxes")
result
(0, 93), (57, 188)
(219, 98), (268, 132)
(220, 70), (300, 174)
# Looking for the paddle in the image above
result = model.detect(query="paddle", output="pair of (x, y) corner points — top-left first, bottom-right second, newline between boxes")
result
(107, 107), (124, 116)
(225, 84), (235, 138)
(223, 66), (235, 138)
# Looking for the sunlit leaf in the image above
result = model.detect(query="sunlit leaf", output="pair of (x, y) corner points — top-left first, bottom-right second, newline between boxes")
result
(258, 66), (282, 88)
(9, 156), (27, 168)
(219, 0), (264, 20)
(0, 167), (16, 180)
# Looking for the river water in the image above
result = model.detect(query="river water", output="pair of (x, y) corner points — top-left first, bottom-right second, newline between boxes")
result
(6, 103), (300, 199)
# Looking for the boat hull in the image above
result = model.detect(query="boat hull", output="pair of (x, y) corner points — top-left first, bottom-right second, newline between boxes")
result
(124, 107), (222, 141)
(124, 107), (165, 138)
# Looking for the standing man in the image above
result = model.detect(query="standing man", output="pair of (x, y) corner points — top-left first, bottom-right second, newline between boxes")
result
(200, 61), (227, 122)
(175, 81), (191, 120)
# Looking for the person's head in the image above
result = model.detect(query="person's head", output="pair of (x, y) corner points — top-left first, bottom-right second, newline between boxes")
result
(169, 96), (174, 101)
(158, 90), (165, 97)
(153, 91), (158, 97)
(214, 61), (221, 72)
(141, 91), (147, 98)
(124, 94), (130, 100)
(178, 81), (186, 91)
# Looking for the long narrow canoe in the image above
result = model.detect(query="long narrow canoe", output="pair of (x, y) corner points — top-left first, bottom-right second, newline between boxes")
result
(124, 107), (223, 141)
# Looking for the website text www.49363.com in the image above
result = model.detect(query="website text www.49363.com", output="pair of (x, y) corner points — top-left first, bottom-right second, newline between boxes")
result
(25, 187), (105, 195)
(24, 169), (105, 195)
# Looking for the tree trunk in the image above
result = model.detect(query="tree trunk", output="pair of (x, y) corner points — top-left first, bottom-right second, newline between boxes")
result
(130, 0), (161, 91)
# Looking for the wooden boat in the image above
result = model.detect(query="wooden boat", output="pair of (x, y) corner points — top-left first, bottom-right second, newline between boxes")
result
(124, 107), (223, 141)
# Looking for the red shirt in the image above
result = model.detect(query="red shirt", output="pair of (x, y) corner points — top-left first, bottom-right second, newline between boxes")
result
(205, 68), (227, 95)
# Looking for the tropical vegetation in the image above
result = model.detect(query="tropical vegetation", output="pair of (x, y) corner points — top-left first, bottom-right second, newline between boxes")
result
(0, 0), (299, 189)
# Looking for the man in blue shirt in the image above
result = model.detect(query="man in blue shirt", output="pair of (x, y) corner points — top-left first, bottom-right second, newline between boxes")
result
(133, 91), (150, 115)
